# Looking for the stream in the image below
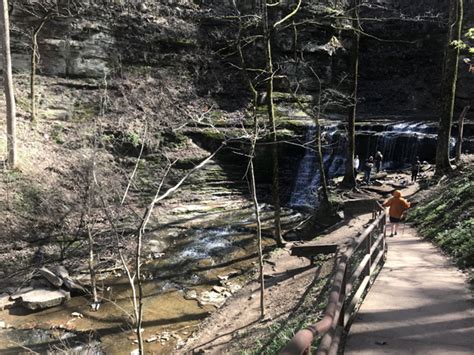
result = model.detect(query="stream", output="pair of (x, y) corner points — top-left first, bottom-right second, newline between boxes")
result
(0, 203), (302, 354)
(0, 119), (466, 354)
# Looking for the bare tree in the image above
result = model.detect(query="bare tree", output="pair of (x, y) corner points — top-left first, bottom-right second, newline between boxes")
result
(1, 0), (16, 167)
(291, 67), (330, 207)
(436, 0), (464, 174)
(261, 0), (302, 246)
(233, 0), (265, 317)
(30, 13), (51, 121)
(17, 0), (82, 121)
(342, 0), (360, 188)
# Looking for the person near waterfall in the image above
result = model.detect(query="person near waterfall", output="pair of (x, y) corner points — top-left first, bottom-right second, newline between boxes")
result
(382, 190), (410, 237)
(411, 156), (421, 182)
(364, 156), (374, 184)
(354, 155), (360, 178)
(374, 151), (383, 173)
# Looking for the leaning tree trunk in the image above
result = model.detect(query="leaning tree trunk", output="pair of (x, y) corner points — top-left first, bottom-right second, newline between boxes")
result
(1, 0), (16, 168)
(262, 2), (284, 246)
(342, 0), (360, 188)
(436, 0), (463, 175)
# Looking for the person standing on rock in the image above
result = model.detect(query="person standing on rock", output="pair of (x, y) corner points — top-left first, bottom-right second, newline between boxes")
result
(354, 155), (360, 179)
(374, 151), (383, 173)
(411, 156), (421, 183)
(382, 190), (410, 237)
(364, 156), (374, 185)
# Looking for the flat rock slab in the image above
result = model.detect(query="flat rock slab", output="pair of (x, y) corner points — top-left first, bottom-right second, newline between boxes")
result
(344, 227), (474, 354)
(343, 199), (379, 216)
(363, 185), (394, 194)
(20, 289), (70, 310)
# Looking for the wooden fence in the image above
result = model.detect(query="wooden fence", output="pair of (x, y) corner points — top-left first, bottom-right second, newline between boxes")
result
(281, 210), (387, 355)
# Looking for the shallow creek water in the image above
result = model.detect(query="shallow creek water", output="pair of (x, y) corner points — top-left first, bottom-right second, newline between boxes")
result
(0, 203), (303, 354)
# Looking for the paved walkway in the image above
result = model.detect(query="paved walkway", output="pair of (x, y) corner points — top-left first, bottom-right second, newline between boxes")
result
(344, 226), (474, 354)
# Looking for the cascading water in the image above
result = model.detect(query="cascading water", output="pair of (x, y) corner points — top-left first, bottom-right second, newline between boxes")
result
(356, 120), (457, 169)
(288, 125), (318, 208)
(289, 124), (345, 208)
(289, 119), (461, 208)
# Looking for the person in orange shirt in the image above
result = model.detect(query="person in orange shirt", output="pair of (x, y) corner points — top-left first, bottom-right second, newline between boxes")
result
(382, 190), (410, 236)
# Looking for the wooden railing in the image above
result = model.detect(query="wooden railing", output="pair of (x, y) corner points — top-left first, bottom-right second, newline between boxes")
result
(280, 210), (387, 355)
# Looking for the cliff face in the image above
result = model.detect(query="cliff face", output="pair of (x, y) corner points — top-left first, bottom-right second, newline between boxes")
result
(9, 0), (200, 78)
(3, 0), (474, 119)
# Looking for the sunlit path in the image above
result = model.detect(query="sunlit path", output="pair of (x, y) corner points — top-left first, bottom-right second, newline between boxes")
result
(344, 226), (474, 354)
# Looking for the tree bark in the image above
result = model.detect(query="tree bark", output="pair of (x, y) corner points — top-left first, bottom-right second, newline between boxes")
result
(262, 2), (284, 246)
(1, 0), (16, 167)
(315, 118), (329, 206)
(233, 0), (265, 317)
(342, 0), (360, 188)
(436, 0), (463, 175)
(30, 16), (49, 122)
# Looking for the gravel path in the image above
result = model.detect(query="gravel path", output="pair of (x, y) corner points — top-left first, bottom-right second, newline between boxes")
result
(345, 226), (474, 354)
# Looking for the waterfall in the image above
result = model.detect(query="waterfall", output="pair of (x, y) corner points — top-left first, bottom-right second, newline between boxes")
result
(356, 120), (443, 169)
(289, 120), (459, 208)
(289, 125), (319, 208)
(289, 124), (344, 208)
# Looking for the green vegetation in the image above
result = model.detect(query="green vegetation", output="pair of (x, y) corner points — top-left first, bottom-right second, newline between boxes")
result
(73, 102), (99, 122)
(125, 131), (141, 147)
(51, 123), (66, 144)
(237, 269), (330, 355)
(407, 170), (474, 270)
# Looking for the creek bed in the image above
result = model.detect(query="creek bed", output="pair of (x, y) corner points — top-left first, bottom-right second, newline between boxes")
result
(0, 205), (305, 354)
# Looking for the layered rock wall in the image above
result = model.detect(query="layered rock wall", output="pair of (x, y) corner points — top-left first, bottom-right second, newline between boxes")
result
(1, 0), (473, 118)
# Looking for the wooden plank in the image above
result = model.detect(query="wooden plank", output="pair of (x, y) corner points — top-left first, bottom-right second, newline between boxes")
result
(346, 254), (370, 295)
(344, 275), (371, 327)
(370, 248), (385, 275)
(328, 326), (344, 355)
(291, 244), (338, 258)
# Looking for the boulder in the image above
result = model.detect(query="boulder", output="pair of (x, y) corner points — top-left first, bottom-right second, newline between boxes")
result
(63, 277), (87, 295)
(20, 289), (70, 310)
(198, 290), (226, 307)
(0, 293), (15, 311)
(52, 265), (70, 279)
(39, 267), (63, 288)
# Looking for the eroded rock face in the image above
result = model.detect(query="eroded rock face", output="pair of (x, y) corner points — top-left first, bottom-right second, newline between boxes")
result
(3, 1), (473, 112)
(19, 289), (70, 310)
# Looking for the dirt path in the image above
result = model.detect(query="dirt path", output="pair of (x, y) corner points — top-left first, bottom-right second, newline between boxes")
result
(180, 213), (374, 354)
(344, 226), (474, 354)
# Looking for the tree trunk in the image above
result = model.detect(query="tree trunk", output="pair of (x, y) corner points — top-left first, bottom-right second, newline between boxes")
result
(233, 1), (265, 316)
(315, 119), (329, 206)
(342, 0), (360, 188)
(30, 31), (37, 122)
(1, 0), (16, 167)
(262, 2), (284, 246)
(249, 157), (265, 319)
(232, 0), (265, 319)
(30, 16), (49, 122)
(436, 0), (463, 175)
(455, 105), (469, 162)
